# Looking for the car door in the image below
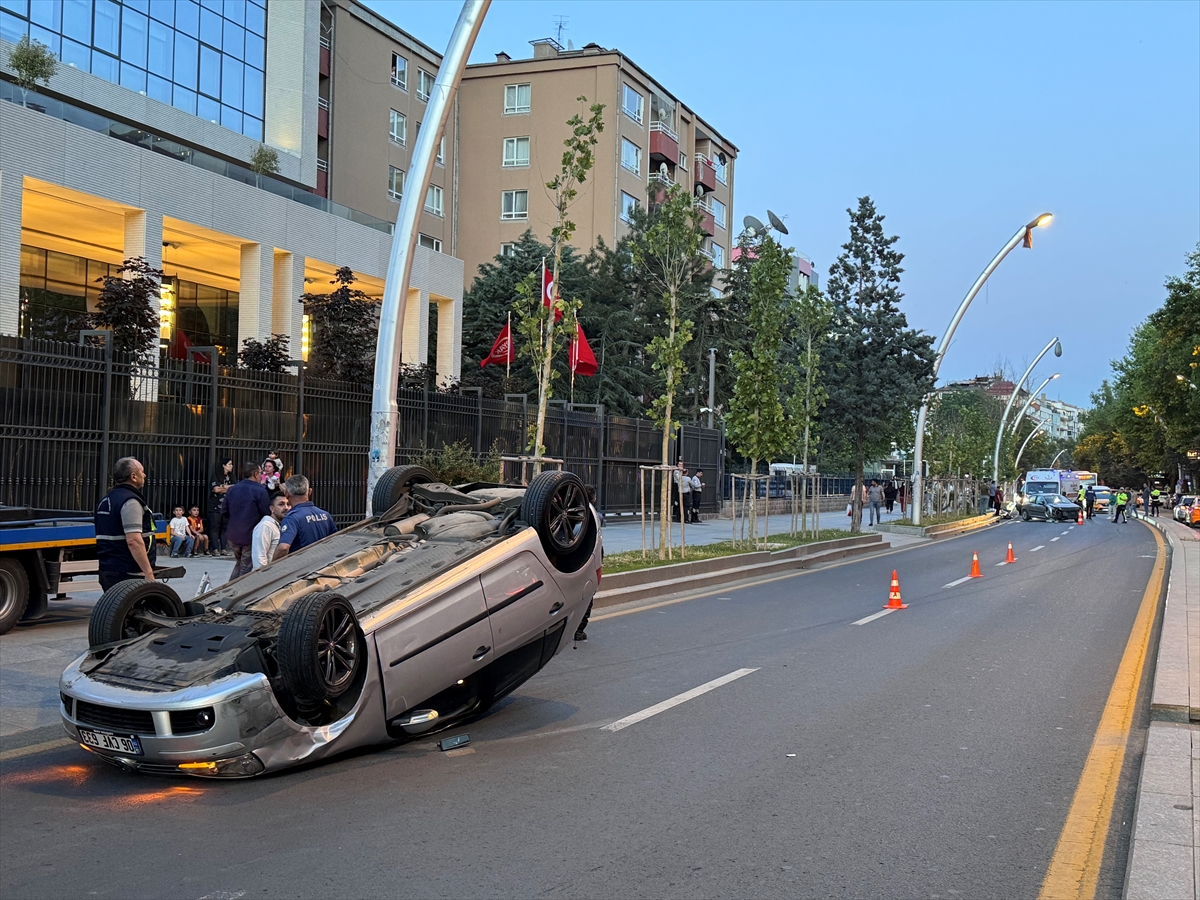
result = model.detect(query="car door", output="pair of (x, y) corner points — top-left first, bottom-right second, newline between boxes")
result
(1028, 494), (1049, 519)
(374, 577), (495, 720)
(479, 551), (565, 659)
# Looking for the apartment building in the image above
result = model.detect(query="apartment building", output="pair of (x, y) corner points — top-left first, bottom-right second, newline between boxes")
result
(0, 0), (462, 381)
(455, 38), (737, 291)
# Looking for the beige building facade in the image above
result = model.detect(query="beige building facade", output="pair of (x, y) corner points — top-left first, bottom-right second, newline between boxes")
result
(455, 40), (738, 291)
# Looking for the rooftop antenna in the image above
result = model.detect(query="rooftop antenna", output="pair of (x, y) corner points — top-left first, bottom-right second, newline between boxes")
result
(553, 15), (568, 45)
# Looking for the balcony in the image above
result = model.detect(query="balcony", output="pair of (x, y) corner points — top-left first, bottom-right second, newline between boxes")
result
(319, 43), (330, 77)
(649, 122), (678, 165)
(318, 98), (329, 138)
(699, 208), (715, 236)
(694, 155), (716, 193)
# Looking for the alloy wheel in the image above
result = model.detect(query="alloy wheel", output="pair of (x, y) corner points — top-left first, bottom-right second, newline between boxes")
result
(316, 604), (359, 691)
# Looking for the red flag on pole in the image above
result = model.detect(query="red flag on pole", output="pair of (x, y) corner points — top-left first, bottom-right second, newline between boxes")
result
(542, 258), (563, 322)
(480, 321), (514, 368)
(569, 323), (598, 376)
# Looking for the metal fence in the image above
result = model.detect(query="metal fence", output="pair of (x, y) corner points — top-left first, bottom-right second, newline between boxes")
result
(0, 336), (723, 524)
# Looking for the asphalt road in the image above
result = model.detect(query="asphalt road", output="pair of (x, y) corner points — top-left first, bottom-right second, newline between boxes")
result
(0, 517), (1159, 899)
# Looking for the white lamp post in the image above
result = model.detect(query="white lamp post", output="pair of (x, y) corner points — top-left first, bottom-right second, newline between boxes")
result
(996, 368), (1060, 479)
(1007, 373), (1060, 442)
(912, 213), (1053, 524)
(1014, 421), (1047, 470)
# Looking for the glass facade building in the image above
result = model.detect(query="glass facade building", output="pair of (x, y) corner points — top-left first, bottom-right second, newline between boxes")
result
(0, 0), (267, 140)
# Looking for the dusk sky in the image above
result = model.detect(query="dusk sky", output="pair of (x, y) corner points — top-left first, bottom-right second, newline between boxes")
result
(363, 0), (1200, 408)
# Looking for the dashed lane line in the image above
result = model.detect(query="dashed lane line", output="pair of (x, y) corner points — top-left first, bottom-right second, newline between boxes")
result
(943, 575), (973, 588)
(600, 668), (760, 733)
(1030, 545), (1046, 552)
(1051, 537), (1061, 542)
(853, 608), (898, 625)
(996, 561), (1008, 567)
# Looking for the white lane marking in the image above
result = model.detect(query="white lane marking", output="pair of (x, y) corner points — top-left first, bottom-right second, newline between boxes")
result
(601, 668), (759, 732)
(853, 608), (898, 625)
(1050, 537), (1060, 542)
(1060, 530), (1070, 535)
(943, 575), (973, 588)
(1030, 545), (1045, 552)
(995, 561), (1008, 567)
(1069, 526), (1075, 530)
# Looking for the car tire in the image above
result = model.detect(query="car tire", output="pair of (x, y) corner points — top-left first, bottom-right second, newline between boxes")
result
(1021, 509), (1030, 521)
(523, 471), (597, 572)
(88, 580), (186, 647)
(277, 592), (363, 706)
(0, 558), (30, 636)
(372, 465), (437, 516)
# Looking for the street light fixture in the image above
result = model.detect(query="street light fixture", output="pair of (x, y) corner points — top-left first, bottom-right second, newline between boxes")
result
(991, 338), (1061, 481)
(1008, 372), (1061, 436)
(912, 213), (1054, 524)
(1014, 421), (1047, 470)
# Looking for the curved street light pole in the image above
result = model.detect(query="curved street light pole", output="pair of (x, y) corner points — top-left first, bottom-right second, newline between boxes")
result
(367, 0), (490, 514)
(912, 213), (1053, 524)
(1014, 421), (1047, 471)
(1007, 373), (1060, 439)
(993, 352), (1061, 480)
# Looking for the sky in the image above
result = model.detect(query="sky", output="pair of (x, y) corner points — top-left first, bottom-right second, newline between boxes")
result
(362, 0), (1200, 408)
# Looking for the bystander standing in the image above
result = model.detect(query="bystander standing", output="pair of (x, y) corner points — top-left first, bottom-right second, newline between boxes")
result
(251, 495), (289, 569)
(94, 457), (157, 590)
(225, 462), (270, 580)
(209, 457), (233, 556)
(273, 475), (337, 561)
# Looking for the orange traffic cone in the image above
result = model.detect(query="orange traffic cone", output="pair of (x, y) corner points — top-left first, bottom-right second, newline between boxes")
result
(1005, 541), (1016, 564)
(969, 551), (983, 578)
(1077, 509), (1084, 525)
(884, 570), (908, 609)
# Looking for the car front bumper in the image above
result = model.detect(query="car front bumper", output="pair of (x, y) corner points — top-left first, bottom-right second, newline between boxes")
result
(59, 646), (389, 777)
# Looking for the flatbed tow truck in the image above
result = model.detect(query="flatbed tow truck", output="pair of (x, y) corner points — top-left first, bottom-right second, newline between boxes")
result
(0, 505), (168, 635)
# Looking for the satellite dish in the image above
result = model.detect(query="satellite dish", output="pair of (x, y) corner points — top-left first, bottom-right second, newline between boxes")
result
(695, 185), (704, 198)
(659, 161), (668, 177)
(767, 210), (788, 235)
(744, 215), (765, 233)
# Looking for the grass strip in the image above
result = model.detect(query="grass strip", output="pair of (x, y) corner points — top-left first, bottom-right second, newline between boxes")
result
(603, 529), (853, 574)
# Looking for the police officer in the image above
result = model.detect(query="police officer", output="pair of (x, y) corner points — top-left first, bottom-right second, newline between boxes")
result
(1114, 488), (1129, 524)
(1151, 486), (1162, 516)
(272, 475), (337, 561)
(1084, 484), (1096, 519)
(94, 457), (157, 590)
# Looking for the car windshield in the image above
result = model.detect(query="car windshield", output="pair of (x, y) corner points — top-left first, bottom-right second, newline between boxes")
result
(1025, 481), (1058, 494)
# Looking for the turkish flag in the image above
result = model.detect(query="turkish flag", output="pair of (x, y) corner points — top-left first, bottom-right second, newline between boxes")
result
(480, 321), (514, 368)
(542, 259), (563, 322)
(569, 323), (598, 376)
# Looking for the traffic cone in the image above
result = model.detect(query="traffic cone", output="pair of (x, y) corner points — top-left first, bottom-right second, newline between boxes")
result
(969, 551), (983, 578)
(884, 570), (907, 609)
(1005, 542), (1016, 564)
(1077, 509), (1084, 525)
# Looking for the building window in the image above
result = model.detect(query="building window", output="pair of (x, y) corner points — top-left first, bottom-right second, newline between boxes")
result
(504, 82), (531, 114)
(389, 109), (406, 145)
(501, 190), (529, 220)
(621, 192), (639, 224)
(503, 136), (530, 167)
(425, 184), (444, 216)
(417, 68), (434, 103)
(711, 197), (726, 229)
(391, 53), (407, 90)
(621, 138), (641, 176)
(388, 166), (404, 201)
(710, 242), (724, 268)
(418, 234), (442, 252)
(436, 136), (445, 166)
(678, 152), (688, 171)
(622, 84), (644, 124)
(714, 154), (728, 184)
(500, 243), (518, 258)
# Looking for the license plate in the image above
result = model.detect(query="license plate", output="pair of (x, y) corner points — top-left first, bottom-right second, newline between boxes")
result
(78, 728), (143, 756)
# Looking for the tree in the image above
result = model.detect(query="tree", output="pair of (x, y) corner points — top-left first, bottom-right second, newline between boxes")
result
(924, 389), (1006, 477)
(627, 181), (710, 556)
(823, 197), (935, 532)
(249, 144), (280, 175)
(239, 333), (290, 372)
(726, 231), (796, 545)
(301, 267), (379, 382)
(7, 35), (57, 107)
(529, 97), (605, 469)
(85, 256), (164, 361)
(788, 284), (832, 535)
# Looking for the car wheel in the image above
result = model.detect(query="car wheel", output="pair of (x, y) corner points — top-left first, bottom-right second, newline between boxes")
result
(88, 580), (186, 647)
(0, 558), (30, 636)
(277, 592), (363, 706)
(523, 471), (598, 573)
(1021, 509), (1030, 521)
(372, 465), (437, 516)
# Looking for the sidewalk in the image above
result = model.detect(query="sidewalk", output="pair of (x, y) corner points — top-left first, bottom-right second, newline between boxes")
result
(1127, 516), (1200, 899)
(0, 557), (232, 740)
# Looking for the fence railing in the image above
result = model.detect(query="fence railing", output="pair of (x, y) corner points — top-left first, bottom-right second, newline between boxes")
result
(0, 336), (724, 525)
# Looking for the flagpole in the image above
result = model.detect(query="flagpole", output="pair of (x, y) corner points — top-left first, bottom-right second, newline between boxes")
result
(506, 311), (511, 383)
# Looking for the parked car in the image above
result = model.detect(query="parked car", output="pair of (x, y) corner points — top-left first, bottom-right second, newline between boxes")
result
(1019, 492), (1082, 522)
(59, 467), (601, 778)
(1175, 496), (1197, 524)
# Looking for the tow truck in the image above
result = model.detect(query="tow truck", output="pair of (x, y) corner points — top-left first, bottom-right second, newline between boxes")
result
(0, 506), (167, 635)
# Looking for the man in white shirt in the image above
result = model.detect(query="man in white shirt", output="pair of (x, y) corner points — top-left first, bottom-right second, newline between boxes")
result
(251, 495), (289, 569)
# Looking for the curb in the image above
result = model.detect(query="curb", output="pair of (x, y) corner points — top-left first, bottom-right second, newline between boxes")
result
(875, 513), (1001, 540)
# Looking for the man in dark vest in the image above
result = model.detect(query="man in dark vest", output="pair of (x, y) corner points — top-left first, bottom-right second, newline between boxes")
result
(94, 457), (157, 591)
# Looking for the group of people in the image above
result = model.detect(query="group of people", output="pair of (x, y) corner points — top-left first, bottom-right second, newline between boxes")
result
(862, 480), (904, 526)
(94, 455), (337, 592)
(672, 466), (705, 524)
(1075, 483), (1166, 524)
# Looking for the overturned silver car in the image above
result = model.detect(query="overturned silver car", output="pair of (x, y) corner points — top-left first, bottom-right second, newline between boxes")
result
(60, 467), (600, 777)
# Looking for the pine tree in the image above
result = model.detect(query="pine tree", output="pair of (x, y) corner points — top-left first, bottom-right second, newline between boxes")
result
(787, 284), (832, 535)
(822, 197), (936, 533)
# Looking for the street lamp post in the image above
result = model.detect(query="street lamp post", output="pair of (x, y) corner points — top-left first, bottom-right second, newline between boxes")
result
(912, 213), (1053, 524)
(1007, 373), (1060, 438)
(991, 339), (1061, 482)
(1014, 422), (1047, 470)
